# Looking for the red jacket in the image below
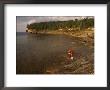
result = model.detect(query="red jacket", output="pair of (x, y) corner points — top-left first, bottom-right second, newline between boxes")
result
(67, 49), (74, 58)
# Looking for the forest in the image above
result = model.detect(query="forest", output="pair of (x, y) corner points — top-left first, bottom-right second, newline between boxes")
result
(26, 17), (94, 31)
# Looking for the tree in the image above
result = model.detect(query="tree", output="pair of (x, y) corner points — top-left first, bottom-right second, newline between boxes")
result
(26, 18), (94, 31)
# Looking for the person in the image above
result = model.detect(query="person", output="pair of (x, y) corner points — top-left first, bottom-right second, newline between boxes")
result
(67, 48), (74, 62)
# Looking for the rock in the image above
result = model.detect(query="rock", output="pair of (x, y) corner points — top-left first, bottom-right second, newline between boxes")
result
(26, 29), (37, 34)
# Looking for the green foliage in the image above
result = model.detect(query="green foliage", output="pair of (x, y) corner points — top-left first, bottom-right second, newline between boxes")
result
(26, 17), (94, 31)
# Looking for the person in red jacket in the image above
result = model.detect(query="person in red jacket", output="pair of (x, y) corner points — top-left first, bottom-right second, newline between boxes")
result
(67, 48), (74, 62)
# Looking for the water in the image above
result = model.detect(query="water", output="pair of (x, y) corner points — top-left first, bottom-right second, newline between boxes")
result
(16, 32), (89, 74)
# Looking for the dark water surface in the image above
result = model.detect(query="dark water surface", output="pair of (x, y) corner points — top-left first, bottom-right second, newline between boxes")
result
(16, 32), (90, 74)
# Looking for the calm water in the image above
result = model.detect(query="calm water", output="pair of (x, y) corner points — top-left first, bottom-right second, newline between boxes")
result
(16, 32), (89, 74)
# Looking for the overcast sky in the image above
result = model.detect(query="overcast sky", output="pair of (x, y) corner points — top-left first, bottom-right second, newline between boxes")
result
(16, 16), (93, 32)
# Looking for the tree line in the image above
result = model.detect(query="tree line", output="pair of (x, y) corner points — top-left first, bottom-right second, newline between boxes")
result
(26, 17), (94, 31)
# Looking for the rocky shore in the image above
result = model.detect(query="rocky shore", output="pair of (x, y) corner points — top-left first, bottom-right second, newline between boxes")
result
(26, 29), (94, 47)
(44, 30), (94, 74)
(26, 29), (94, 74)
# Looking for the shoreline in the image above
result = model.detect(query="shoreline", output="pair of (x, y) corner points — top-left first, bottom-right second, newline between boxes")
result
(17, 30), (94, 74)
(26, 29), (94, 47)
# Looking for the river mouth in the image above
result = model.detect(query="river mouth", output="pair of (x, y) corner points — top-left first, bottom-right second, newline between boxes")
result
(16, 32), (94, 74)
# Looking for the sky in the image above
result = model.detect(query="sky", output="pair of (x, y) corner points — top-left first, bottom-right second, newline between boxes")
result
(16, 16), (93, 32)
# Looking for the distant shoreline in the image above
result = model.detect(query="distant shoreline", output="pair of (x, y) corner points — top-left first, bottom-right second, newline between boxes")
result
(26, 29), (94, 47)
